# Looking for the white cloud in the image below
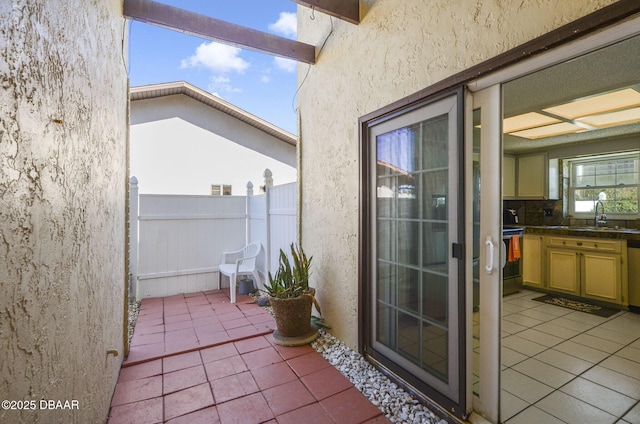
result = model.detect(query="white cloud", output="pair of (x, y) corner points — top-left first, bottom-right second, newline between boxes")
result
(180, 42), (249, 74)
(268, 12), (297, 39)
(260, 75), (271, 83)
(274, 56), (296, 73)
(208, 75), (241, 95)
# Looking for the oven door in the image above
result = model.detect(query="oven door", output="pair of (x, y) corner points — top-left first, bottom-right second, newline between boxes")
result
(502, 232), (523, 295)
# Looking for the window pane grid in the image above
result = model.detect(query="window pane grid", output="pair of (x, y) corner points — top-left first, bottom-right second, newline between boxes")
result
(374, 111), (450, 380)
(569, 153), (639, 215)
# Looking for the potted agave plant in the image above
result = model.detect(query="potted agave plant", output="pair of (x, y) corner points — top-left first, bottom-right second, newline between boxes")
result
(263, 243), (322, 346)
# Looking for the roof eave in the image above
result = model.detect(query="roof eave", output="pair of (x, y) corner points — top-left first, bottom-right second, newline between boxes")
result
(130, 81), (298, 147)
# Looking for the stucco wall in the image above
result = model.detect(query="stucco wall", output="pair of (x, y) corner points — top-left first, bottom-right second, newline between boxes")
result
(297, 0), (616, 348)
(0, 1), (128, 423)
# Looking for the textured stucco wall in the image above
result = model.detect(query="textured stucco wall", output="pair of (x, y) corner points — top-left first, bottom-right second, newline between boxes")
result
(297, 0), (617, 349)
(0, 1), (128, 423)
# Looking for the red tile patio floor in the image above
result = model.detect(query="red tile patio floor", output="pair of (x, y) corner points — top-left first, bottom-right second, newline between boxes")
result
(107, 289), (390, 424)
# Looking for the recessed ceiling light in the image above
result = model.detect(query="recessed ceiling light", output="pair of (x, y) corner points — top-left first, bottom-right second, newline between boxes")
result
(503, 112), (561, 133)
(509, 122), (583, 139)
(577, 107), (640, 128)
(543, 88), (640, 120)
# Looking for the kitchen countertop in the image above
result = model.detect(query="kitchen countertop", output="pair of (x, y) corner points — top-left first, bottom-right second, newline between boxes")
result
(519, 225), (640, 241)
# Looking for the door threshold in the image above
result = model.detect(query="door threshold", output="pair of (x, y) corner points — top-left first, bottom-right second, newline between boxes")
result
(468, 412), (493, 424)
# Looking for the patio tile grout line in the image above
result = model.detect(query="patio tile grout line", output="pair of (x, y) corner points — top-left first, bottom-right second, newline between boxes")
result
(117, 293), (382, 423)
(122, 329), (274, 368)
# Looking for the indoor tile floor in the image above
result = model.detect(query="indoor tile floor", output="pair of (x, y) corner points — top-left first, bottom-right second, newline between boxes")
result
(486, 289), (640, 424)
(108, 290), (389, 424)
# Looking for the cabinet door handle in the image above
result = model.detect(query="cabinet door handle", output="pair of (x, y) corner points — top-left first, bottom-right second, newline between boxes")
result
(577, 242), (583, 246)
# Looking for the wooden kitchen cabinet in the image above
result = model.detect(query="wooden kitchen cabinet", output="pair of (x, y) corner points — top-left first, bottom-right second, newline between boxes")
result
(512, 153), (559, 200)
(517, 154), (546, 199)
(503, 155), (516, 199)
(548, 248), (579, 295)
(523, 235), (545, 288)
(583, 251), (623, 304)
(545, 236), (627, 305)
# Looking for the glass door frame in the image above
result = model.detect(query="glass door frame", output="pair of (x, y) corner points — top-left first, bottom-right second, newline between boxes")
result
(359, 87), (467, 419)
(467, 85), (503, 423)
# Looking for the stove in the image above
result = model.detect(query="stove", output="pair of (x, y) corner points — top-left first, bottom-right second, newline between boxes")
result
(502, 227), (523, 295)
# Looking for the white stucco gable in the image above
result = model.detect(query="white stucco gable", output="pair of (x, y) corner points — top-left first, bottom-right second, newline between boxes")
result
(130, 81), (297, 195)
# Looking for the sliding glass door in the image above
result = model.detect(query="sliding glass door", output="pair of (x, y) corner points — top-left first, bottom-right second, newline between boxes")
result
(364, 90), (466, 416)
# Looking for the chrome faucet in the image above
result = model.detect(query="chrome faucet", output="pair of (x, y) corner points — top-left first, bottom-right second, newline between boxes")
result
(594, 200), (607, 228)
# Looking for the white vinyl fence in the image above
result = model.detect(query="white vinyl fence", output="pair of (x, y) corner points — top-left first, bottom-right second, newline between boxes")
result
(129, 170), (297, 299)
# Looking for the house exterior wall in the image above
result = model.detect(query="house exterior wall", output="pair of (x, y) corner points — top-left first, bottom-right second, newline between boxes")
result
(130, 95), (297, 195)
(132, 95), (296, 167)
(297, 0), (616, 349)
(0, 1), (128, 423)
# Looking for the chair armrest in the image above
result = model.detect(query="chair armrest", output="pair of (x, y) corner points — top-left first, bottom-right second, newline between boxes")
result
(221, 247), (245, 263)
(234, 251), (259, 266)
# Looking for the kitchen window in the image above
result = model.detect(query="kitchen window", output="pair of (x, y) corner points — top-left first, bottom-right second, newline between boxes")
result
(568, 151), (639, 216)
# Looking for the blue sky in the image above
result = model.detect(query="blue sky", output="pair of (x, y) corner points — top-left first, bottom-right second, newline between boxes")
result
(128, 0), (299, 134)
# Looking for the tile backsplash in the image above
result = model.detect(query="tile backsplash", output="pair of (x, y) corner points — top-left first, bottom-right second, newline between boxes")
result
(503, 199), (640, 229)
(504, 200), (562, 226)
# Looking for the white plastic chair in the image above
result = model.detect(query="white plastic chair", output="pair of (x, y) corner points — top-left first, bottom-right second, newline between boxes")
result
(218, 242), (262, 303)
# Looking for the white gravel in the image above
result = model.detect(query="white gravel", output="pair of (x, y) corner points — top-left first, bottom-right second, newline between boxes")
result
(311, 329), (448, 424)
(127, 301), (140, 346)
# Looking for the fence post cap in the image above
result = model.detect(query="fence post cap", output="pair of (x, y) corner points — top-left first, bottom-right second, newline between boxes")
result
(263, 169), (272, 178)
(246, 181), (253, 189)
(130, 176), (138, 184)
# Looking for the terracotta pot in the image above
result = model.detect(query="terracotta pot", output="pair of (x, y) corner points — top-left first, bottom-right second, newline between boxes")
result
(269, 293), (313, 337)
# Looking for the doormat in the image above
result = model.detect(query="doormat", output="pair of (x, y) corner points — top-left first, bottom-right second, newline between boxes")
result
(532, 294), (619, 318)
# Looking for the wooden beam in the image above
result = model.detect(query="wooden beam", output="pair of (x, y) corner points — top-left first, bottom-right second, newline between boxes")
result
(123, 0), (316, 64)
(290, 0), (360, 25)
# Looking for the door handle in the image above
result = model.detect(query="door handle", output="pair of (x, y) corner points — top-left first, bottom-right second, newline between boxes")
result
(485, 236), (494, 274)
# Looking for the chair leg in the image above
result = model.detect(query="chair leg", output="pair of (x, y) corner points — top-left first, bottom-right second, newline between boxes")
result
(217, 271), (221, 290)
(230, 273), (236, 303)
